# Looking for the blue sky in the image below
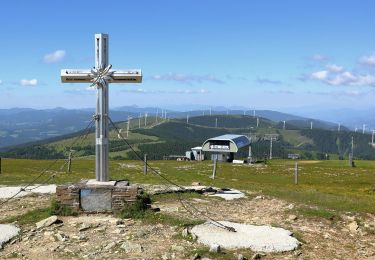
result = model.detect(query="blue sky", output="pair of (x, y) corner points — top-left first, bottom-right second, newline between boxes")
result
(1, 0), (375, 111)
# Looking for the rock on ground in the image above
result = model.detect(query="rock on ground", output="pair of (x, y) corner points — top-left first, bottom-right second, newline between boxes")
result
(36, 215), (59, 229)
(0, 224), (20, 249)
(191, 221), (300, 253)
(209, 188), (246, 200)
(0, 185), (56, 199)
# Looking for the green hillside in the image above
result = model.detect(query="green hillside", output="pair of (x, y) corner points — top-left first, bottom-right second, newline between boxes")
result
(1, 115), (374, 161)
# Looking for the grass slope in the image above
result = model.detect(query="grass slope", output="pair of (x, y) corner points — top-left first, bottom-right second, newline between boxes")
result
(1, 158), (374, 214)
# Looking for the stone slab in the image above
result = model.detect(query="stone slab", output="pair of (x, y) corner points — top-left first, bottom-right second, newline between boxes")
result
(86, 179), (117, 187)
(0, 224), (20, 249)
(80, 188), (112, 212)
(191, 221), (300, 253)
(0, 185), (56, 199)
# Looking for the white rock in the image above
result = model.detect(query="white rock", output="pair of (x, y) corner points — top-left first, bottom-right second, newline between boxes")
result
(209, 243), (221, 253)
(348, 221), (359, 233)
(0, 185), (56, 199)
(0, 224), (20, 248)
(120, 241), (143, 253)
(36, 216), (58, 229)
(104, 241), (117, 250)
(191, 221), (300, 253)
(209, 188), (246, 200)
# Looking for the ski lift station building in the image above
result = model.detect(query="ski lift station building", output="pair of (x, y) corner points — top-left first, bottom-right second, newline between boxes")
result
(202, 134), (250, 162)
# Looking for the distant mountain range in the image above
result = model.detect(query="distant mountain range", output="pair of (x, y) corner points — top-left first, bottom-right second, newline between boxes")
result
(0, 106), (366, 149)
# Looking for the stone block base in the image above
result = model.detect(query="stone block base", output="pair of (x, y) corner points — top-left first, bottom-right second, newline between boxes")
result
(56, 179), (142, 214)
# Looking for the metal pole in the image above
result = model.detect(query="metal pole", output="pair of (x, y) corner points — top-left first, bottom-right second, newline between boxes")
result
(269, 138), (273, 160)
(0, 157), (2, 174)
(127, 116), (130, 138)
(95, 33), (109, 182)
(67, 151), (72, 173)
(138, 115), (141, 128)
(372, 130), (374, 144)
(215, 118), (218, 128)
(144, 113), (147, 127)
(144, 154), (148, 175)
(349, 135), (354, 167)
(248, 145), (252, 163)
(212, 155), (217, 179)
(294, 161), (298, 184)
(352, 136), (354, 158)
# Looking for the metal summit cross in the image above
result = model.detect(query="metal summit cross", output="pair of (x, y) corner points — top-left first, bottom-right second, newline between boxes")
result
(61, 33), (142, 182)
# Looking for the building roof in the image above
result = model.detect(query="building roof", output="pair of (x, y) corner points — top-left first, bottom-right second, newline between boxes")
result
(202, 134), (250, 153)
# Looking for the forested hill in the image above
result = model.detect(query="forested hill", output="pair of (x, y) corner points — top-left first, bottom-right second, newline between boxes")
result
(1, 115), (374, 161)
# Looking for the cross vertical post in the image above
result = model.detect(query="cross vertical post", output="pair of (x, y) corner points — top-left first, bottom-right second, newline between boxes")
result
(95, 34), (109, 182)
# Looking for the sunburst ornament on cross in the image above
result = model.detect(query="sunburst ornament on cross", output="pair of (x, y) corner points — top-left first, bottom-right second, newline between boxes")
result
(61, 33), (142, 182)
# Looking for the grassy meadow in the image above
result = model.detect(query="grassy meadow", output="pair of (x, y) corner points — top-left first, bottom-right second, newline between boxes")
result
(1, 158), (374, 214)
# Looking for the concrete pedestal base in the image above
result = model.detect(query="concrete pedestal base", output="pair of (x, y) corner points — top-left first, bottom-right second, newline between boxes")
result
(56, 179), (142, 214)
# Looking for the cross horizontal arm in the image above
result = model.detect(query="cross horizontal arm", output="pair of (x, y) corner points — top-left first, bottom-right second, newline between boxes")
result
(60, 69), (142, 83)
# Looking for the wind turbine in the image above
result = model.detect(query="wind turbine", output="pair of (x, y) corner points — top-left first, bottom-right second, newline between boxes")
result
(283, 120), (286, 130)
(310, 121), (313, 130)
(338, 123), (341, 132)
(363, 124), (366, 134)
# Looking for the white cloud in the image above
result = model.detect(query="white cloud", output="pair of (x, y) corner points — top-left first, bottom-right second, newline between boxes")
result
(20, 79), (38, 86)
(120, 88), (210, 94)
(311, 70), (328, 80)
(309, 67), (375, 87)
(308, 90), (368, 98)
(256, 77), (283, 85)
(360, 52), (375, 66)
(310, 54), (329, 62)
(326, 64), (343, 73)
(43, 50), (66, 63)
(150, 73), (224, 84)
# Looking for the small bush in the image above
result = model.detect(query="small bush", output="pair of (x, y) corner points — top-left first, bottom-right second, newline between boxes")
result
(49, 199), (77, 216)
(118, 193), (151, 219)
